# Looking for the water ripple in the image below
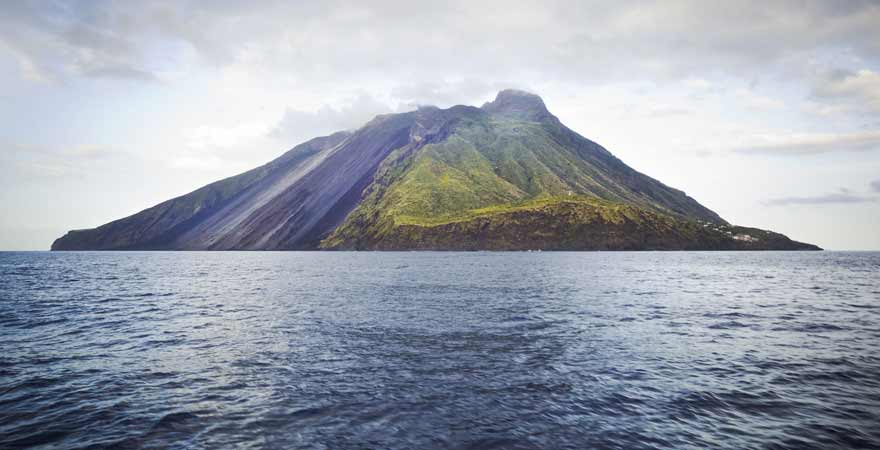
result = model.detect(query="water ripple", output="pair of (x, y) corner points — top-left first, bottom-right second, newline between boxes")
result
(0, 251), (878, 449)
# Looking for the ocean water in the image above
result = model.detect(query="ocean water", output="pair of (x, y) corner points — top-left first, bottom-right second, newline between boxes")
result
(1, 251), (878, 450)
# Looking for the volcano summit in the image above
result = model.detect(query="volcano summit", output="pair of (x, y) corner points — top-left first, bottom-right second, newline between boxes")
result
(52, 90), (819, 251)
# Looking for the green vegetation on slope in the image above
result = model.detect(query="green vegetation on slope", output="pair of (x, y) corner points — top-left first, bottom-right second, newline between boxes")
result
(323, 112), (816, 251)
(323, 114), (674, 248)
(324, 194), (817, 250)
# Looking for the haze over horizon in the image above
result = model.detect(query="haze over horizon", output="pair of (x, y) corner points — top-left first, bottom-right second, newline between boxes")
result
(2, 1), (879, 250)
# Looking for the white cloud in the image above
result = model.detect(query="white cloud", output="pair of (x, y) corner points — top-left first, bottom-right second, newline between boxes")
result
(764, 192), (877, 206)
(735, 88), (785, 110)
(186, 122), (272, 150)
(3, 1), (880, 88)
(682, 78), (713, 90)
(270, 94), (393, 144)
(168, 154), (229, 171)
(0, 143), (122, 180)
(390, 79), (511, 108)
(735, 130), (880, 156)
(809, 68), (880, 114)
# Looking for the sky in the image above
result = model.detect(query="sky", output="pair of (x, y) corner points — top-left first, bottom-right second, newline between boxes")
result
(1, 0), (878, 250)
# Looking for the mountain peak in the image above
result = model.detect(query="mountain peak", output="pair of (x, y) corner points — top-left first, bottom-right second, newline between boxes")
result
(51, 89), (819, 252)
(481, 89), (552, 121)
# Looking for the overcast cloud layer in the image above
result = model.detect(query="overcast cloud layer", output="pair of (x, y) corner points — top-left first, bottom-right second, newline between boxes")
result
(1, 0), (879, 249)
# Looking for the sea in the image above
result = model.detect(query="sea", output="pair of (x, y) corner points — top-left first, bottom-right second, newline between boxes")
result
(1, 251), (878, 449)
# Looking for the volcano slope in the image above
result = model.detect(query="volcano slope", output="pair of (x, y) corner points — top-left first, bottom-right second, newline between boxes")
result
(52, 90), (819, 251)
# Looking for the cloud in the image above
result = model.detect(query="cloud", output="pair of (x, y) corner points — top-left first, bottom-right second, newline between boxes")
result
(270, 94), (393, 144)
(390, 79), (511, 108)
(2, 1), (880, 88)
(735, 88), (785, 110)
(268, 81), (521, 146)
(0, 142), (121, 180)
(809, 68), (880, 114)
(169, 121), (279, 171)
(187, 122), (272, 150)
(549, 1), (880, 83)
(167, 154), (229, 171)
(61, 145), (114, 160)
(0, 1), (174, 82)
(644, 106), (693, 117)
(735, 130), (880, 156)
(682, 78), (713, 90)
(872, 179), (880, 193)
(764, 192), (877, 206)
(82, 65), (157, 82)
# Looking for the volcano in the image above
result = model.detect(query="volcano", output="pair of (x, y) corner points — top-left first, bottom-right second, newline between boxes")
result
(52, 90), (820, 251)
